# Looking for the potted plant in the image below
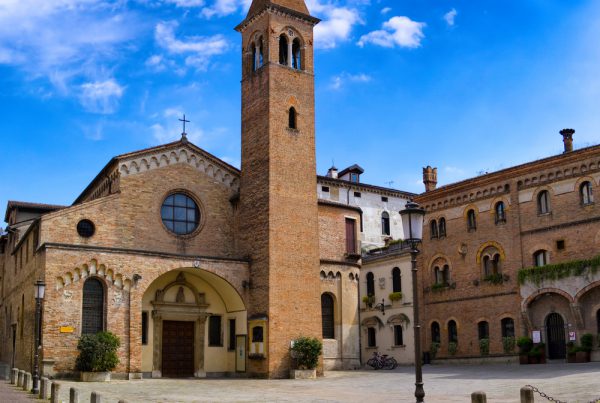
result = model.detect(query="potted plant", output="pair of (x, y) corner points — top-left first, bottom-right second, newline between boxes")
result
(502, 336), (516, 354)
(388, 292), (403, 303)
(581, 333), (593, 362)
(528, 346), (541, 364)
(362, 295), (374, 309)
(566, 342), (577, 363)
(76, 331), (120, 382)
(536, 343), (546, 364)
(517, 336), (533, 365)
(479, 338), (489, 356)
(429, 342), (440, 360)
(448, 341), (458, 356)
(290, 336), (322, 379)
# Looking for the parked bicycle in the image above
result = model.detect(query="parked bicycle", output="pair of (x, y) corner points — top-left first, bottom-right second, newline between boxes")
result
(366, 352), (398, 370)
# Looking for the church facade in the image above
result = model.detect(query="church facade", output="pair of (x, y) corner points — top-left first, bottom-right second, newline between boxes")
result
(0, 0), (363, 379)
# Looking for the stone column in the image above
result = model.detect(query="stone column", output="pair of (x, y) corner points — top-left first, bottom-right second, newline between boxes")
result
(151, 311), (163, 378)
(51, 382), (61, 403)
(194, 316), (207, 377)
(40, 377), (50, 400)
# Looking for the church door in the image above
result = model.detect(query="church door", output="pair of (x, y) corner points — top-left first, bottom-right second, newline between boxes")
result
(546, 313), (566, 359)
(162, 321), (195, 377)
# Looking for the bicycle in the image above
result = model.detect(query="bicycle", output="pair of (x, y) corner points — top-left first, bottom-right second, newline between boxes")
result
(366, 352), (398, 370)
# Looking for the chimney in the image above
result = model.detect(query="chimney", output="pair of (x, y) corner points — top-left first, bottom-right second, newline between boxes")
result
(423, 166), (437, 192)
(327, 165), (338, 179)
(560, 128), (575, 153)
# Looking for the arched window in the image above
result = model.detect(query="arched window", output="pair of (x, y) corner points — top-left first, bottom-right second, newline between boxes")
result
(442, 264), (450, 284)
(438, 218), (446, 238)
(381, 212), (390, 235)
(478, 321), (489, 340)
(392, 267), (401, 293)
(538, 190), (550, 214)
(481, 246), (502, 277)
(321, 294), (334, 339)
(258, 39), (264, 68)
(501, 318), (515, 338)
(251, 43), (257, 71)
(581, 181), (594, 205)
(467, 209), (476, 231)
(534, 250), (549, 267)
(448, 320), (458, 343)
(288, 107), (297, 129)
(431, 322), (441, 343)
(394, 325), (403, 346)
(430, 220), (438, 239)
(366, 272), (375, 296)
(82, 278), (105, 334)
(434, 263), (449, 286)
(367, 327), (376, 347)
(292, 38), (301, 69)
(495, 201), (506, 224)
(279, 34), (288, 65)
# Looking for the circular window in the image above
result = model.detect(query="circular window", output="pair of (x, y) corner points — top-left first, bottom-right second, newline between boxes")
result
(77, 219), (95, 238)
(161, 193), (200, 235)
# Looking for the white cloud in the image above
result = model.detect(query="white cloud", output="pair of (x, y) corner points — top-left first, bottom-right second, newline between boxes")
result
(306, 0), (362, 49)
(444, 8), (457, 26)
(381, 7), (391, 15)
(201, 0), (238, 18)
(79, 79), (125, 114)
(330, 72), (371, 90)
(165, 0), (205, 6)
(0, 0), (139, 112)
(154, 21), (229, 72)
(358, 16), (425, 48)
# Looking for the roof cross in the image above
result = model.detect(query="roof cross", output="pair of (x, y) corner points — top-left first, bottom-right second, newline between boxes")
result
(179, 114), (190, 139)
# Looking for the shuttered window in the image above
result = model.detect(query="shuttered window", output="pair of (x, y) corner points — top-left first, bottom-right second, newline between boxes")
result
(82, 278), (104, 334)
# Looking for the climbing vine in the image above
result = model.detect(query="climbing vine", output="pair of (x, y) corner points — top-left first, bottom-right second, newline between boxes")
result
(518, 255), (600, 285)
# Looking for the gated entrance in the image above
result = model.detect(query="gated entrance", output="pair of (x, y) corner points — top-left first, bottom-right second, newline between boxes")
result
(545, 313), (566, 359)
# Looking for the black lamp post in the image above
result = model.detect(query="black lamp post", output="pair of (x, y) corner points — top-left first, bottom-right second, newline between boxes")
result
(374, 299), (386, 315)
(400, 201), (425, 403)
(32, 280), (45, 395)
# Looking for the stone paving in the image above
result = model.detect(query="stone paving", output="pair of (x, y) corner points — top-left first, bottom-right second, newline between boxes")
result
(3, 362), (600, 402)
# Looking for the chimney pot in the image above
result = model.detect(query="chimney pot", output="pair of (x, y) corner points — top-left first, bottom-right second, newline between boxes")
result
(560, 128), (575, 153)
(423, 166), (438, 192)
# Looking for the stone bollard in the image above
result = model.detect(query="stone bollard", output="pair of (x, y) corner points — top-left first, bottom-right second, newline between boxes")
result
(17, 370), (25, 387)
(51, 382), (61, 403)
(520, 386), (534, 403)
(10, 368), (18, 384)
(70, 387), (80, 403)
(40, 377), (50, 400)
(91, 391), (102, 403)
(22, 372), (32, 391)
(471, 391), (487, 403)
(118, 400), (128, 403)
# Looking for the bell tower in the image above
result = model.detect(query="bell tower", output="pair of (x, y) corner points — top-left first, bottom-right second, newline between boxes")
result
(235, 0), (321, 378)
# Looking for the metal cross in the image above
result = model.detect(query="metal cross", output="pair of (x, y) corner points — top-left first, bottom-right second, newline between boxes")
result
(179, 114), (190, 134)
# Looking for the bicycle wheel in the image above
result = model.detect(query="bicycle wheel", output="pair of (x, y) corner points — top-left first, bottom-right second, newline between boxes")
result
(366, 357), (379, 369)
(384, 357), (397, 370)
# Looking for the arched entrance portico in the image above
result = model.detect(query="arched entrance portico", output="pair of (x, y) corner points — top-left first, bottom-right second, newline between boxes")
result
(141, 268), (246, 378)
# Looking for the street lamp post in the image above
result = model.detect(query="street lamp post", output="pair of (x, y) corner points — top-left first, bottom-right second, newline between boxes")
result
(400, 201), (426, 403)
(32, 280), (45, 395)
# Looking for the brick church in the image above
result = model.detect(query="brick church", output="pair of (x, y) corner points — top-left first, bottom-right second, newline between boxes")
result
(0, 0), (364, 379)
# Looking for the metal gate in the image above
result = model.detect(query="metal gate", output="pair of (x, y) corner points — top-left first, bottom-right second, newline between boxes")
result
(546, 313), (566, 359)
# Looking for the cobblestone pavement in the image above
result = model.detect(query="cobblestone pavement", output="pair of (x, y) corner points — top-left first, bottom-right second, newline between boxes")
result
(0, 381), (37, 403)
(5, 362), (600, 403)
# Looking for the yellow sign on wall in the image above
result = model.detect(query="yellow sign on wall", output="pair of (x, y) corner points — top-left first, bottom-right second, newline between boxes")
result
(60, 326), (74, 333)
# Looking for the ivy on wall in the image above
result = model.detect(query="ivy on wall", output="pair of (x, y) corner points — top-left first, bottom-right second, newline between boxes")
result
(518, 255), (600, 285)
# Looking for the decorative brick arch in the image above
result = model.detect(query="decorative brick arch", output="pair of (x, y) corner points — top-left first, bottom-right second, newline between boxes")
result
(574, 280), (600, 303)
(56, 259), (132, 291)
(522, 287), (574, 310)
(475, 241), (506, 264)
(489, 196), (510, 216)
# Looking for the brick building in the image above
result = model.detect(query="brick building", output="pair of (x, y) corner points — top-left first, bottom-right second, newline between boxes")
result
(0, 0), (362, 379)
(415, 131), (600, 361)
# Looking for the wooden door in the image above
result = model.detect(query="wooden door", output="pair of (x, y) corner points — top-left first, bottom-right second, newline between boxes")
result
(546, 313), (566, 359)
(162, 321), (195, 378)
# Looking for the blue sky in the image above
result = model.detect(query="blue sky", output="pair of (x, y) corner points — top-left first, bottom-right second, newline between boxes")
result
(2, 0), (600, 225)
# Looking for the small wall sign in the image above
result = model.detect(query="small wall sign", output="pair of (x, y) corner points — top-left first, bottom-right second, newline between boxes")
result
(60, 326), (74, 333)
(532, 330), (541, 343)
(569, 331), (576, 341)
(193, 260), (201, 268)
